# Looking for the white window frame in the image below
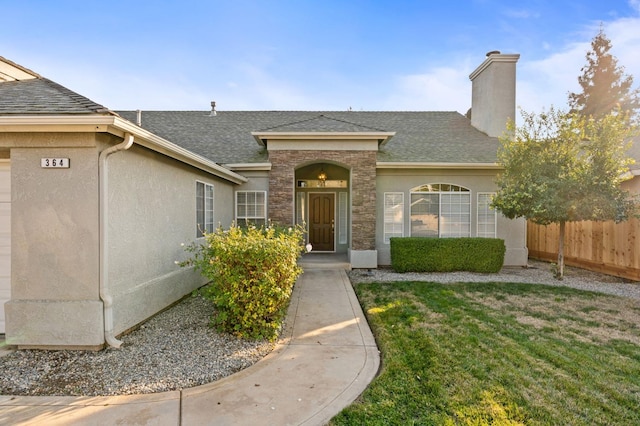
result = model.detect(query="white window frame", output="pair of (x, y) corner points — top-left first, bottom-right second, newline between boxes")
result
(338, 192), (348, 244)
(477, 192), (497, 238)
(383, 192), (404, 243)
(296, 191), (306, 227)
(410, 183), (471, 238)
(196, 181), (214, 238)
(235, 190), (267, 227)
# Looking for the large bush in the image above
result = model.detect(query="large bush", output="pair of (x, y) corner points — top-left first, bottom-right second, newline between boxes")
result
(183, 223), (305, 341)
(390, 237), (505, 273)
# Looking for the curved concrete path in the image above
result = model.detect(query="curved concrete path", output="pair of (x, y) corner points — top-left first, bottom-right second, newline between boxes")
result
(0, 263), (380, 425)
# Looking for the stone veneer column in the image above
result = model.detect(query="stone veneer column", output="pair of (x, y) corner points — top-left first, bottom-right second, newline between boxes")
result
(268, 150), (377, 251)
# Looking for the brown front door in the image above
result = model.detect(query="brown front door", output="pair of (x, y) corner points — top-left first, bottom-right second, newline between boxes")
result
(309, 193), (335, 251)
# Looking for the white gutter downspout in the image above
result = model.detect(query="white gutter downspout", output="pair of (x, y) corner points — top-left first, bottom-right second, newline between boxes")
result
(99, 132), (134, 348)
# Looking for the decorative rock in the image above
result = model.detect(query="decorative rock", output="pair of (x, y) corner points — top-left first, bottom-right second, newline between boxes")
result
(0, 294), (274, 396)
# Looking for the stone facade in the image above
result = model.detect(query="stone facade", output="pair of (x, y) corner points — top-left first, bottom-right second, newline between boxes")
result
(268, 150), (377, 250)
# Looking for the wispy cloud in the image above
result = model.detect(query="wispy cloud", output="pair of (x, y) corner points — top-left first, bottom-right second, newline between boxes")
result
(517, 10), (640, 113)
(384, 62), (474, 113)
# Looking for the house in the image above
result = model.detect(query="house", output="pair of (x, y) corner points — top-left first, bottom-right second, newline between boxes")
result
(0, 57), (247, 348)
(622, 137), (640, 193)
(0, 52), (527, 349)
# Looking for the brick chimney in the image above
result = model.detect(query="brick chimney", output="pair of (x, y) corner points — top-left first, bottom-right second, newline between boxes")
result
(468, 51), (520, 138)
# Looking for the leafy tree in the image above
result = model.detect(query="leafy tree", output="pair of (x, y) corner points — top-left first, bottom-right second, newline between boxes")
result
(568, 28), (640, 123)
(492, 107), (637, 278)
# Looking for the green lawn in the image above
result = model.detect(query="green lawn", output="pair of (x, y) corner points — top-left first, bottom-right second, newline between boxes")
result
(330, 281), (640, 425)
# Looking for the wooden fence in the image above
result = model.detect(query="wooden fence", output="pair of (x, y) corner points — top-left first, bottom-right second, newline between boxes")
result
(527, 218), (640, 281)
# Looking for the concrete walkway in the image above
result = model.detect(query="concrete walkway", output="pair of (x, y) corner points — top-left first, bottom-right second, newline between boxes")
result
(0, 263), (380, 425)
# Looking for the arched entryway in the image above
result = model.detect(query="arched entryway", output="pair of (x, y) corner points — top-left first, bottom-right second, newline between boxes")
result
(295, 162), (349, 254)
(266, 147), (379, 268)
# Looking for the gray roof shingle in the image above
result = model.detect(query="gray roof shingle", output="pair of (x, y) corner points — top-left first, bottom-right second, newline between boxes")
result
(258, 114), (388, 132)
(116, 110), (501, 165)
(0, 78), (111, 114)
(2, 58), (634, 169)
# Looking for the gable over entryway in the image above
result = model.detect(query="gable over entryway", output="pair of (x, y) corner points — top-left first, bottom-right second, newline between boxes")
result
(252, 116), (395, 268)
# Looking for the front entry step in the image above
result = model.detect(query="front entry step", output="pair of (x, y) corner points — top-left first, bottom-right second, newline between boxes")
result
(298, 253), (351, 270)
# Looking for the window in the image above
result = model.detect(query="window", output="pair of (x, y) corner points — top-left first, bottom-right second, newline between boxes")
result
(236, 190), (267, 227)
(296, 192), (306, 226)
(196, 181), (214, 237)
(338, 192), (348, 244)
(477, 193), (497, 238)
(410, 184), (470, 238)
(384, 192), (404, 243)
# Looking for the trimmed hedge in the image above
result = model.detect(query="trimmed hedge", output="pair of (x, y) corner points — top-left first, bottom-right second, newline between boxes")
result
(390, 237), (506, 273)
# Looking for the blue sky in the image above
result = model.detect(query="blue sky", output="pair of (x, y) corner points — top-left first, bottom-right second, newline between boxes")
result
(2, 1), (640, 115)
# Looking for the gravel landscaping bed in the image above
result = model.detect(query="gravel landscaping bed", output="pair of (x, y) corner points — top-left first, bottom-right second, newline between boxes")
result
(348, 259), (640, 301)
(0, 293), (275, 397)
(0, 259), (637, 397)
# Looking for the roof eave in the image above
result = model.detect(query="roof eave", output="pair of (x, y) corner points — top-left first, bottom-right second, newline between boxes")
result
(224, 163), (272, 171)
(0, 115), (247, 185)
(377, 161), (502, 170)
(251, 131), (396, 147)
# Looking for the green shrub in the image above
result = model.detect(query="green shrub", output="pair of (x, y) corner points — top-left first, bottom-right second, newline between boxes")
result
(390, 237), (505, 273)
(182, 223), (305, 341)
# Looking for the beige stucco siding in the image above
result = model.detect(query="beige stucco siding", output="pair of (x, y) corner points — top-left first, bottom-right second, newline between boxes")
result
(10, 144), (100, 300)
(1, 132), (239, 348)
(0, 159), (11, 334)
(234, 170), (269, 192)
(376, 168), (527, 266)
(622, 175), (639, 193)
(101, 138), (236, 336)
(2, 132), (103, 347)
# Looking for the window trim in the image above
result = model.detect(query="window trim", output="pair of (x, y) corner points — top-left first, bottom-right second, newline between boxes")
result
(477, 192), (497, 238)
(196, 181), (214, 238)
(338, 192), (348, 245)
(383, 192), (404, 244)
(235, 190), (267, 227)
(410, 183), (471, 238)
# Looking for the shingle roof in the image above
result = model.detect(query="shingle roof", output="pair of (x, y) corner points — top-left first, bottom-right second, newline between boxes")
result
(0, 78), (111, 114)
(258, 114), (388, 132)
(116, 110), (500, 165)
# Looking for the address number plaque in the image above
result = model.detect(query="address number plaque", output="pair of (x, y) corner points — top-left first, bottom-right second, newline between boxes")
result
(41, 158), (70, 168)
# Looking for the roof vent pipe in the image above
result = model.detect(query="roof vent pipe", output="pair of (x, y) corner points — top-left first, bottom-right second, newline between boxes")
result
(136, 109), (142, 126)
(210, 101), (217, 116)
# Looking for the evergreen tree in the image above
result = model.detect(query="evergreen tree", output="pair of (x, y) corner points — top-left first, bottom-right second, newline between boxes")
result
(568, 28), (640, 123)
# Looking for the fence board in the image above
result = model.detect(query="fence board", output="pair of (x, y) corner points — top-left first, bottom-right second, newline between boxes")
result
(527, 218), (640, 281)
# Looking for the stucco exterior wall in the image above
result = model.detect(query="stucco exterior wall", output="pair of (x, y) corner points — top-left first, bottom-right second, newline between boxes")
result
(103, 137), (236, 336)
(233, 170), (270, 222)
(234, 170), (269, 192)
(622, 175), (640, 194)
(1, 132), (239, 348)
(1, 132), (104, 347)
(376, 168), (528, 266)
(470, 54), (519, 138)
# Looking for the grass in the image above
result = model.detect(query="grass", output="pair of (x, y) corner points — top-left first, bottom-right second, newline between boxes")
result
(329, 281), (640, 425)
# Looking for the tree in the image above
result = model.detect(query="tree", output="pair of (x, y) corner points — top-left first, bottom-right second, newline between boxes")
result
(568, 28), (640, 123)
(492, 107), (637, 278)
